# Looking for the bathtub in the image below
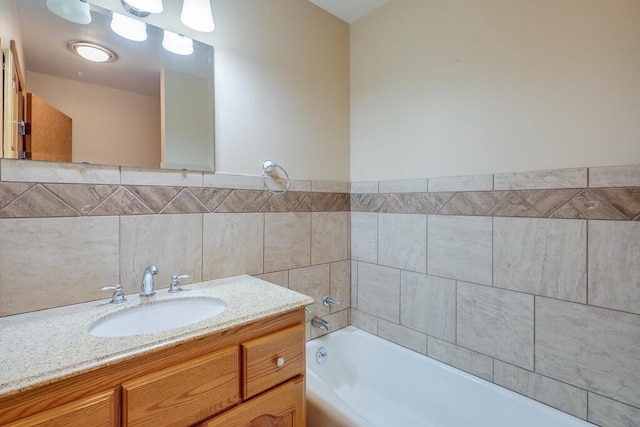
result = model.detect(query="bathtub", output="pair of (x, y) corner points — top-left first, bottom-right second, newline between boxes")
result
(306, 326), (593, 427)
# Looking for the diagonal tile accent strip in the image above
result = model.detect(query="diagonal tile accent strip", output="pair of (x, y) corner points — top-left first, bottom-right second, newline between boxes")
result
(550, 190), (627, 220)
(0, 184), (78, 218)
(295, 194), (313, 212)
(589, 188), (640, 219)
(215, 190), (253, 213)
(89, 187), (153, 216)
(260, 192), (308, 212)
(350, 194), (385, 212)
(0, 182), (33, 210)
(190, 187), (233, 212)
(517, 189), (581, 217)
(126, 186), (183, 213)
(237, 190), (272, 212)
(311, 192), (350, 212)
(488, 192), (542, 217)
(45, 184), (119, 215)
(160, 189), (209, 214)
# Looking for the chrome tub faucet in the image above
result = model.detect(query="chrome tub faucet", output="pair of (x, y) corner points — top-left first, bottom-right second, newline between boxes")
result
(311, 316), (331, 331)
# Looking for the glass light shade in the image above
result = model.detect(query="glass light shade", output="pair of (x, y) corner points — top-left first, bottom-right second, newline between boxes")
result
(180, 0), (215, 32)
(69, 42), (116, 62)
(162, 30), (194, 55)
(46, 0), (91, 25)
(126, 0), (163, 14)
(111, 12), (147, 41)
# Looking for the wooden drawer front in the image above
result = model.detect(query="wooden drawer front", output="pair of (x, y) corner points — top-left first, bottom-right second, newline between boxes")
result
(198, 376), (305, 427)
(242, 324), (304, 399)
(122, 345), (240, 427)
(5, 389), (116, 427)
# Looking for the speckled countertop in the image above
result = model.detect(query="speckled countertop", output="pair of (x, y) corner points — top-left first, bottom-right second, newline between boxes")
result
(0, 275), (314, 399)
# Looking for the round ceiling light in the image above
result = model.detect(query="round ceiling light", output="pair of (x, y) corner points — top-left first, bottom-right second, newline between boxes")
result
(67, 41), (117, 63)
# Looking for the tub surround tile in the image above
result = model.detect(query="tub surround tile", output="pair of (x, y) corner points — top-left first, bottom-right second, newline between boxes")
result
(493, 361), (588, 419)
(487, 192), (540, 217)
(457, 282), (534, 370)
(378, 178), (428, 193)
(310, 192), (350, 212)
(0, 182), (33, 209)
(89, 187), (153, 216)
(494, 168), (587, 190)
(121, 167), (203, 187)
(264, 213), (311, 272)
(0, 184), (78, 218)
(428, 174), (493, 193)
(41, 184), (118, 215)
(125, 186), (182, 213)
(311, 212), (349, 264)
(439, 191), (508, 216)
(536, 297), (640, 408)
(551, 190), (627, 220)
(0, 159), (120, 184)
(378, 319), (427, 354)
(160, 189), (209, 214)
(427, 337), (494, 381)
(381, 192), (453, 214)
(188, 187), (233, 212)
(351, 309), (378, 335)
(330, 261), (351, 313)
(588, 221), (640, 315)
(203, 173), (264, 190)
(255, 271), (289, 288)
(427, 215), (493, 285)
(590, 188), (640, 219)
(351, 193), (386, 212)
(287, 179), (312, 192)
(588, 393), (640, 427)
(351, 181), (379, 194)
(260, 192), (308, 213)
(289, 264), (331, 319)
(517, 189), (581, 217)
(311, 180), (349, 193)
(351, 212), (378, 263)
(378, 214), (427, 273)
(589, 165), (640, 188)
(295, 194), (314, 212)
(494, 218), (587, 302)
(351, 261), (358, 309)
(357, 263), (401, 323)
(215, 190), (269, 213)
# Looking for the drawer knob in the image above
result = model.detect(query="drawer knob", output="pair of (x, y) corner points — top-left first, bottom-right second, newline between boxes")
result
(276, 357), (285, 368)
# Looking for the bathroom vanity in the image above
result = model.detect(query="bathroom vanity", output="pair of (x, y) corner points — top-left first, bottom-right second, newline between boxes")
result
(0, 276), (314, 426)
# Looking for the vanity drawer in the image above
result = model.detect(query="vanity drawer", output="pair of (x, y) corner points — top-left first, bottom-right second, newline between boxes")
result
(242, 324), (305, 399)
(122, 345), (240, 427)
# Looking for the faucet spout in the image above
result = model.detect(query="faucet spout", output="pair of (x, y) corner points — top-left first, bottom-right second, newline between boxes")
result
(311, 316), (331, 332)
(140, 264), (158, 297)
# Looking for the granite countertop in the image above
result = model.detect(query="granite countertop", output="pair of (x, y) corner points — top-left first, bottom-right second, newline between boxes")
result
(0, 275), (314, 399)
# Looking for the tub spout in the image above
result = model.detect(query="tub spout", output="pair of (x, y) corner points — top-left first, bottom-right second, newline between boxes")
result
(311, 316), (331, 331)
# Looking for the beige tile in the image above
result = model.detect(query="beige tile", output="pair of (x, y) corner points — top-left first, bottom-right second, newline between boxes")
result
(0, 159), (120, 184)
(255, 271), (289, 288)
(289, 264), (331, 319)
(330, 261), (351, 313)
(400, 272), (456, 342)
(45, 184), (119, 215)
(351, 181), (379, 194)
(357, 262), (401, 323)
(311, 180), (349, 193)
(121, 167), (203, 187)
(589, 221), (640, 315)
(0, 184), (78, 218)
(351, 212), (378, 263)
(427, 336), (494, 381)
(120, 214), (203, 295)
(264, 213), (311, 272)
(311, 212), (348, 264)
(351, 309), (378, 335)
(493, 361), (587, 419)
(0, 217), (119, 316)
(310, 309), (349, 339)
(536, 297), (640, 408)
(378, 319), (427, 354)
(203, 213), (264, 280)
(378, 178), (428, 193)
(203, 172), (264, 190)
(379, 213), (427, 273)
(351, 260), (358, 309)
(427, 215), (493, 285)
(494, 168), (587, 190)
(160, 189), (208, 214)
(494, 218), (587, 302)
(588, 393), (640, 427)
(89, 187), (153, 216)
(428, 174), (493, 192)
(457, 282), (534, 369)
(589, 165), (640, 188)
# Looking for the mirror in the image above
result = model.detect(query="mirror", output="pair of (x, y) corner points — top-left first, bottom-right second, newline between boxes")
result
(2, 0), (214, 171)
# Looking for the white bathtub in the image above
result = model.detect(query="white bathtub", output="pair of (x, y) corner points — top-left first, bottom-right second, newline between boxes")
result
(306, 326), (594, 427)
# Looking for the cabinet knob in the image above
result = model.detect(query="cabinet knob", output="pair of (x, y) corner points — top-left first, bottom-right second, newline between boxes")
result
(276, 357), (285, 368)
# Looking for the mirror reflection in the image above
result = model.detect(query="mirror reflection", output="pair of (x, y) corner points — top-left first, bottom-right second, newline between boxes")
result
(1, 0), (214, 171)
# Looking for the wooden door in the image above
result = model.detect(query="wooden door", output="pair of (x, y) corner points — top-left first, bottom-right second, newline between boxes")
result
(25, 93), (72, 162)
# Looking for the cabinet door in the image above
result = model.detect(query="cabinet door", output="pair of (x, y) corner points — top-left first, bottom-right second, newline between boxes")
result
(5, 389), (116, 427)
(199, 377), (305, 427)
(122, 345), (240, 427)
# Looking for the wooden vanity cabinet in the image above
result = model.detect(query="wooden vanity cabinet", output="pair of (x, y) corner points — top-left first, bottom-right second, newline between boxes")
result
(0, 308), (307, 427)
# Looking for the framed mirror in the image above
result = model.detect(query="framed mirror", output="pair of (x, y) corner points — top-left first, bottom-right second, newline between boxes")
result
(1, 0), (214, 171)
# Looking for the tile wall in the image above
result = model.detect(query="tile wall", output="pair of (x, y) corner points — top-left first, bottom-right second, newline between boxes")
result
(351, 165), (640, 426)
(0, 159), (351, 337)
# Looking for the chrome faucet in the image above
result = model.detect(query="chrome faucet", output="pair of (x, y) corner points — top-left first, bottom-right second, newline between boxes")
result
(311, 316), (331, 331)
(323, 296), (342, 307)
(140, 265), (158, 297)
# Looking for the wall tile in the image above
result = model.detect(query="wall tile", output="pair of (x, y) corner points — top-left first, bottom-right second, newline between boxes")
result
(378, 178), (428, 193)
(187, 187), (232, 212)
(311, 180), (349, 193)
(351, 309), (378, 335)
(260, 192), (308, 213)
(536, 297), (640, 408)
(160, 189), (208, 214)
(400, 272), (456, 342)
(378, 319), (427, 354)
(350, 193), (386, 212)
(588, 189), (640, 219)
(428, 174), (493, 192)
(589, 221), (640, 315)
(381, 192), (453, 214)
(0, 184), (78, 218)
(551, 190), (627, 220)
(493, 361), (587, 419)
(0, 159), (120, 184)
(589, 165), (640, 188)
(255, 271), (288, 288)
(588, 393), (640, 427)
(357, 262), (401, 323)
(487, 192), (540, 217)
(494, 218), (587, 302)
(427, 336), (494, 381)
(517, 189), (581, 217)
(379, 213), (427, 273)
(0, 217), (119, 316)
(310, 193), (350, 212)
(428, 215), (493, 285)
(0, 182), (33, 209)
(289, 264), (331, 319)
(311, 212), (348, 264)
(125, 186), (183, 213)
(494, 167), (587, 190)
(120, 214), (203, 295)
(439, 191), (508, 216)
(264, 213), (311, 272)
(121, 167), (203, 187)
(351, 260), (358, 309)
(45, 184), (119, 215)
(203, 172), (263, 190)
(457, 282), (534, 369)
(203, 213), (264, 280)
(351, 181), (379, 194)
(351, 212), (378, 263)
(330, 261), (351, 313)
(89, 187), (153, 216)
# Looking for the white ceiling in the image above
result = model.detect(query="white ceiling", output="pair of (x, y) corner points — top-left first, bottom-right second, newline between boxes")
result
(308, 0), (391, 24)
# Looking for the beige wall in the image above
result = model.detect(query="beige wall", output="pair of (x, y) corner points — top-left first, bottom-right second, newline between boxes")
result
(350, 0), (640, 181)
(27, 72), (161, 168)
(0, 0), (24, 67)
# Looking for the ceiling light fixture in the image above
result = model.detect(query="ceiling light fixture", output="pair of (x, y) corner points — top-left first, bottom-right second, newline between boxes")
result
(120, 0), (163, 17)
(46, 0), (91, 25)
(111, 12), (148, 41)
(180, 0), (215, 32)
(67, 41), (117, 63)
(162, 30), (194, 56)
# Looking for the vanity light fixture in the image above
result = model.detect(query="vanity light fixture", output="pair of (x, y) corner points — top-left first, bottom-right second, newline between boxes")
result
(67, 41), (117, 63)
(46, 0), (91, 25)
(181, 0), (215, 33)
(111, 12), (148, 41)
(121, 0), (163, 17)
(162, 30), (194, 55)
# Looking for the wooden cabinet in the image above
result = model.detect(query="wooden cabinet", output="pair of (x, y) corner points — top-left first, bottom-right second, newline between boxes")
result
(0, 308), (306, 427)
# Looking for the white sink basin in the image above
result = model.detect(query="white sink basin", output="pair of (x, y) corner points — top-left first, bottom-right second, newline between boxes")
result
(89, 298), (227, 337)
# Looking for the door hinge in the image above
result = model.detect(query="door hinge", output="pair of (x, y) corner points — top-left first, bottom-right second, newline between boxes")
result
(19, 151), (32, 159)
(17, 121), (31, 136)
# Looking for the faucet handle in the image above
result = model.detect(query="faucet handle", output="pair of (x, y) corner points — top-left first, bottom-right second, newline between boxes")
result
(323, 296), (342, 307)
(169, 274), (190, 293)
(100, 284), (126, 304)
